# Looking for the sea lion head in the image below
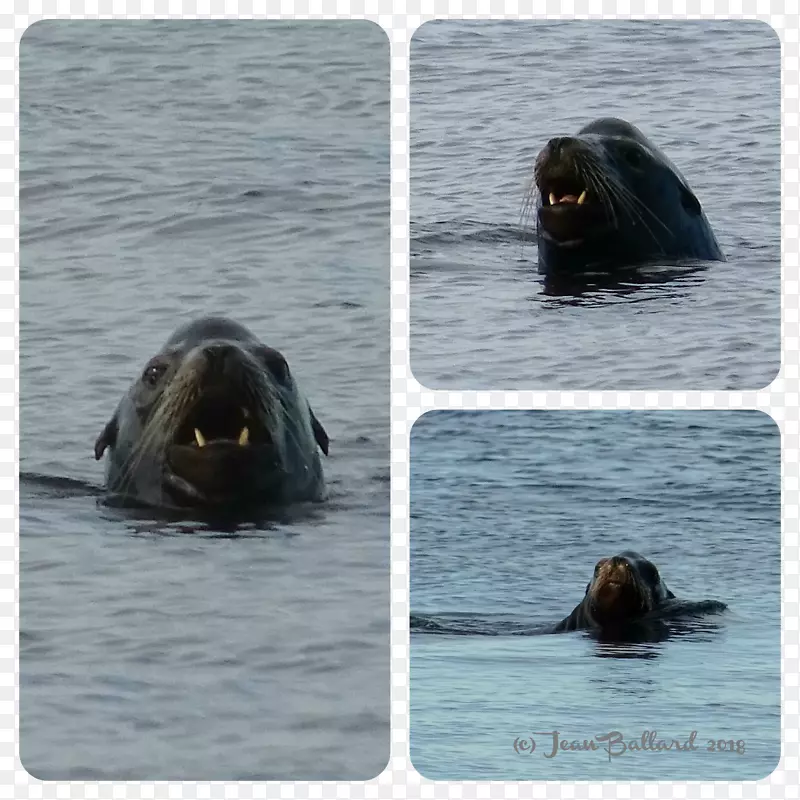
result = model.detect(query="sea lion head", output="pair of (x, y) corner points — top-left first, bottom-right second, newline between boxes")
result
(94, 317), (329, 509)
(527, 117), (722, 272)
(584, 550), (674, 626)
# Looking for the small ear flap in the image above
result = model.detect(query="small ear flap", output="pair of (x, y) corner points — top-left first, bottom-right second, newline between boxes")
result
(680, 185), (702, 216)
(310, 408), (329, 456)
(94, 415), (118, 460)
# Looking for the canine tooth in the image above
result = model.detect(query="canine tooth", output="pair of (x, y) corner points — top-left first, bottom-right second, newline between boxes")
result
(242, 407), (250, 418)
(578, 190), (587, 205)
(239, 426), (250, 446)
(548, 192), (557, 206)
(194, 428), (206, 447)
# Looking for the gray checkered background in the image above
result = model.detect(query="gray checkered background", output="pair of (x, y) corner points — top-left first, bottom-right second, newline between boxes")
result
(1, 2), (797, 798)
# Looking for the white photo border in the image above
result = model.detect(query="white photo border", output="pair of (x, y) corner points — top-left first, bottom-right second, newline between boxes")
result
(2, 3), (797, 798)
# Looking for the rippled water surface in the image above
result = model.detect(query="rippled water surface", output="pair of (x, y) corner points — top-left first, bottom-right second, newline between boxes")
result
(410, 21), (780, 389)
(410, 412), (780, 780)
(20, 21), (389, 779)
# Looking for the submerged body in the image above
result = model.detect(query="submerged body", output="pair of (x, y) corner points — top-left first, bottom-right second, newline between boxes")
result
(529, 118), (725, 276)
(94, 317), (329, 510)
(553, 551), (726, 636)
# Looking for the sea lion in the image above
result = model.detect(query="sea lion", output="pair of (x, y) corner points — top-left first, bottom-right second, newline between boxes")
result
(527, 117), (725, 275)
(94, 316), (329, 509)
(553, 551), (726, 634)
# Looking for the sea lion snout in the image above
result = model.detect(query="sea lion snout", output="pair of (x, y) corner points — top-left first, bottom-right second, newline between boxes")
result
(543, 135), (594, 163)
(545, 136), (571, 157)
(592, 555), (632, 584)
(606, 555), (632, 572)
(182, 340), (256, 386)
(537, 136), (589, 183)
(202, 341), (243, 371)
(594, 559), (634, 591)
(587, 553), (650, 623)
(534, 137), (603, 244)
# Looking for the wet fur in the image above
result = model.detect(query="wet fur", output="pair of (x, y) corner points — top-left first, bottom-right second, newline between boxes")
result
(523, 118), (725, 275)
(554, 551), (679, 633)
(95, 317), (328, 509)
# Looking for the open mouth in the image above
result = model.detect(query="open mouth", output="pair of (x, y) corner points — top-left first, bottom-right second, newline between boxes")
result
(172, 391), (265, 450)
(537, 173), (606, 245)
(539, 176), (589, 208)
(164, 389), (278, 505)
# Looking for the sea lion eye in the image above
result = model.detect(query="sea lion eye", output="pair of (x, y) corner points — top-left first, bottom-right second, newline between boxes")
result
(640, 562), (658, 582)
(271, 358), (289, 383)
(624, 146), (643, 167)
(261, 349), (291, 383)
(593, 558), (608, 574)
(142, 362), (167, 388)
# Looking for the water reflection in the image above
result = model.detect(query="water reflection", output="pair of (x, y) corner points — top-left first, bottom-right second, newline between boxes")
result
(539, 262), (711, 306)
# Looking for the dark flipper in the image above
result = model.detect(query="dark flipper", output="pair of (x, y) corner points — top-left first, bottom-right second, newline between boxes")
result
(551, 603), (591, 633)
(310, 407), (329, 456)
(94, 414), (118, 460)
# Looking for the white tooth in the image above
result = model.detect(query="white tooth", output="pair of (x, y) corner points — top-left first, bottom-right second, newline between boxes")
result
(548, 193), (557, 206)
(239, 426), (250, 446)
(241, 407), (250, 418)
(194, 428), (206, 447)
(578, 190), (587, 205)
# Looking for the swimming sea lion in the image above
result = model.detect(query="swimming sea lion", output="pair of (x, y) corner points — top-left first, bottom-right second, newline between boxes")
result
(94, 316), (329, 509)
(527, 118), (725, 275)
(553, 551), (726, 633)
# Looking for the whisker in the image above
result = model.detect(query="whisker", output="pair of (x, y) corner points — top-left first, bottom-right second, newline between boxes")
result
(518, 170), (539, 249)
(112, 376), (198, 499)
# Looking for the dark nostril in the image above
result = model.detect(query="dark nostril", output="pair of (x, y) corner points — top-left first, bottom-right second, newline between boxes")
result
(548, 136), (571, 155)
(204, 343), (237, 372)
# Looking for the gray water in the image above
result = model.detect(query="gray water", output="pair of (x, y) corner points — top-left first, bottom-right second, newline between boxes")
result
(19, 21), (389, 780)
(410, 411), (780, 780)
(410, 21), (780, 390)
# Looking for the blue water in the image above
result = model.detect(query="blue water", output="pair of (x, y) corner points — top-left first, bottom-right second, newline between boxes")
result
(410, 20), (780, 390)
(20, 21), (389, 780)
(410, 411), (780, 780)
